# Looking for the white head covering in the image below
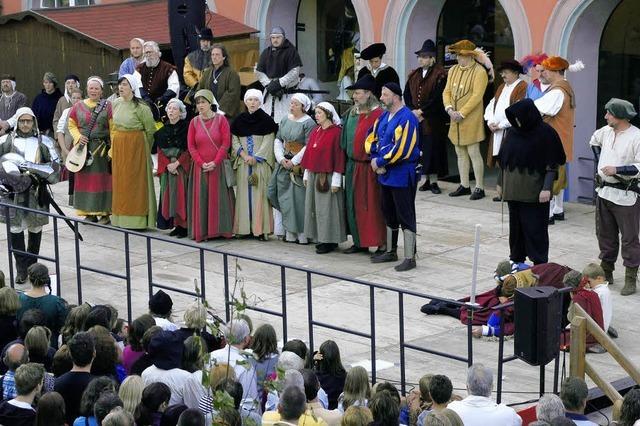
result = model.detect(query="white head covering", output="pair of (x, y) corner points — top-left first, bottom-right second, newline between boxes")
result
(291, 93), (311, 112)
(87, 76), (104, 89)
(243, 88), (263, 105)
(121, 73), (142, 98)
(317, 101), (341, 125)
(13, 107), (38, 136)
(165, 98), (187, 120)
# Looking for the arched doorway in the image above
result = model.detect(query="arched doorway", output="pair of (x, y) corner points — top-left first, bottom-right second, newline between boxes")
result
(543, 0), (620, 203)
(598, 0), (640, 129)
(296, 0), (360, 97)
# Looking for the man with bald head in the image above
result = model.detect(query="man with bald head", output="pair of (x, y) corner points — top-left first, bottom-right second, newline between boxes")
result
(119, 37), (145, 78)
(1, 343), (29, 400)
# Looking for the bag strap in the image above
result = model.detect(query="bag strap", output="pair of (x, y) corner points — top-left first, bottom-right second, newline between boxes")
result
(198, 115), (222, 152)
(83, 99), (107, 140)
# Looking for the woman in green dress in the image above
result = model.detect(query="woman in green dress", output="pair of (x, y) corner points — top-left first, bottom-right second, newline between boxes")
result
(110, 74), (157, 229)
(267, 93), (315, 244)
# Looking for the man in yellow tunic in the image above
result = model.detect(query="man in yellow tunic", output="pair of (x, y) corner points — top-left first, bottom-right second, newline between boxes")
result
(443, 39), (489, 200)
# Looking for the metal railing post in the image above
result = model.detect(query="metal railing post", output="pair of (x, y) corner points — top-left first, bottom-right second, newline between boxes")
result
(74, 218), (82, 304)
(125, 233), (132, 324)
(280, 266), (287, 343)
(306, 272), (314, 354)
(370, 286), (376, 385)
(146, 237), (153, 300)
(496, 307), (507, 404)
(53, 217), (61, 296)
(199, 249), (206, 301)
(5, 207), (14, 287)
(223, 254), (230, 321)
(398, 293), (406, 395)
(466, 306), (474, 367)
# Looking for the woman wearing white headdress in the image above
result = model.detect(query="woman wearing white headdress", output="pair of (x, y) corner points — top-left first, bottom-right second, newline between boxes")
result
(267, 93), (315, 244)
(110, 74), (157, 229)
(230, 89), (278, 239)
(154, 98), (191, 238)
(301, 102), (347, 253)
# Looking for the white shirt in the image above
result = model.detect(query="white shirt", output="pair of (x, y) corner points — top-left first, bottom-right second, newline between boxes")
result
(484, 79), (522, 154)
(133, 69), (180, 98)
(56, 107), (72, 136)
(448, 395), (522, 426)
(141, 365), (192, 406)
(590, 124), (640, 206)
(154, 317), (179, 331)
(208, 345), (259, 412)
(592, 283), (613, 331)
(534, 87), (564, 117)
(181, 370), (207, 409)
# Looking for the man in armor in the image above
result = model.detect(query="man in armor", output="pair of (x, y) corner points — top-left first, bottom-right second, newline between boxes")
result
(0, 107), (60, 284)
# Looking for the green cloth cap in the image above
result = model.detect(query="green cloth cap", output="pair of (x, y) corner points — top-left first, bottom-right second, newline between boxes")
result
(43, 71), (58, 87)
(194, 89), (214, 105)
(605, 98), (637, 120)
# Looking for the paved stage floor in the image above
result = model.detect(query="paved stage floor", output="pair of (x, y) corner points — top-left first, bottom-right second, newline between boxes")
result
(0, 178), (635, 419)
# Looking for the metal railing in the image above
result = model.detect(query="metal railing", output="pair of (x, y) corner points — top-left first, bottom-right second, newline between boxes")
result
(2, 201), (485, 395)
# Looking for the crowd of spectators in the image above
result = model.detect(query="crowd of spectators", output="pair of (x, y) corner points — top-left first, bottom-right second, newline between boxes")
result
(0, 262), (638, 426)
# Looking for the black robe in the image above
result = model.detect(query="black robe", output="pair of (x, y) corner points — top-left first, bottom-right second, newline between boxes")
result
(357, 66), (400, 98)
(256, 39), (303, 79)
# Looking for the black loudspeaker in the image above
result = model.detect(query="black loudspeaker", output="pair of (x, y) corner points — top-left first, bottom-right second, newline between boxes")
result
(514, 286), (562, 366)
(168, 0), (206, 79)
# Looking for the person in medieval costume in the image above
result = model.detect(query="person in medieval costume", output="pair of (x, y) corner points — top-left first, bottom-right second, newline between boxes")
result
(484, 60), (528, 201)
(302, 102), (347, 254)
(357, 43), (400, 99)
(230, 89), (278, 239)
(67, 76), (113, 224)
(443, 39), (489, 201)
(521, 53), (549, 101)
(183, 28), (214, 91)
(195, 44), (242, 119)
(0, 75), (28, 123)
(119, 37), (145, 78)
(134, 41), (180, 120)
(154, 99), (191, 238)
(340, 74), (386, 254)
(404, 39), (449, 194)
(367, 83), (421, 272)
(52, 74), (81, 135)
(256, 26), (303, 123)
(267, 94), (315, 243)
(0, 107), (60, 284)
(534, 56), (576, 225)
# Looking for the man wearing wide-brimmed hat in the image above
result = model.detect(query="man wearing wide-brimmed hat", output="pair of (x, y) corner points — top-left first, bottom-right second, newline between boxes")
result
(443, 39), (489, 200)
(357, 42), (400, 99)
(534, 55), (576, 224)
(183, 27), (214, 89)
(341, 74), (386, 255)
(590, 98), (640, 296)
(484, 60), (528, 201)
(404, 39), (449, 194)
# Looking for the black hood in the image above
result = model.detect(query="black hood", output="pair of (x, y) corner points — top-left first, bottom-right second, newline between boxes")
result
(505, 98), (542, 131)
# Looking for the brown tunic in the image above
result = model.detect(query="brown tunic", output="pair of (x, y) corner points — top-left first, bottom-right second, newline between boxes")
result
(405, 64), (448, 136)
(136, 60), (176, 101)
(542, 79), (575, 162)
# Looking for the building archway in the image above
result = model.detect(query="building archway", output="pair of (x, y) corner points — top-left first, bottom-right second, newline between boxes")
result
(383, 0), (530, 82)
(543, 0), (620, 203)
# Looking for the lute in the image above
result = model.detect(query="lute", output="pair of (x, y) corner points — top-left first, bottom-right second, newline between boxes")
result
(65, 100), (107, 173)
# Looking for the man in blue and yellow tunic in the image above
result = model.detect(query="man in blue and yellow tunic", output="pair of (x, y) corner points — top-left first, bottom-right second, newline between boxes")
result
(366, 82), (420, 271)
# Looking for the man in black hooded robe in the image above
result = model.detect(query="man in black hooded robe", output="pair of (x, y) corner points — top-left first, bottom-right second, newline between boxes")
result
(255, 26), (303, 123)
(499, 98), (566, 265)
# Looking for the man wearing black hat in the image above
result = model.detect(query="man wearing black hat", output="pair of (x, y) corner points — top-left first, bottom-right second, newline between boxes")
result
(0, 75), (27, 123)
(404, 39), (449, 194)
(367, 82), (420, 271)
(52, 74), (80, 134)
(590, 98), (640, 296)
(255, 26), (303, 123)
(484, 60), (527, 201)
(183, 27), (214, 90)
(341, 74), (386, 254)
(357, 43), (400, 98)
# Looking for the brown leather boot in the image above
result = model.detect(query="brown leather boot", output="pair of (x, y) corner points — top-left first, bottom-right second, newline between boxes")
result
(600, 260), (615, 285)
(621, 266), (638, 296)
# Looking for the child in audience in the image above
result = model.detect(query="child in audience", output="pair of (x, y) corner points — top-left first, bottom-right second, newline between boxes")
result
(582, 263), (617, 338)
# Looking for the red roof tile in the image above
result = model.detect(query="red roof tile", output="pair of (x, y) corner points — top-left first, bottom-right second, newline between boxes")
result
(37, 0), (257, 50)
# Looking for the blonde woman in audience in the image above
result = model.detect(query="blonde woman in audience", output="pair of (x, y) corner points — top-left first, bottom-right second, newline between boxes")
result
(338, 366), (370, 412)
(119, 375), (145, 416)
(341, 406), (373, 426)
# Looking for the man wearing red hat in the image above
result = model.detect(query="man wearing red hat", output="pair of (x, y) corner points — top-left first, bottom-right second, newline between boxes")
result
(404, 39), (449, 194)
(357, 43), (400, 99)
(534, 56), (576, 224)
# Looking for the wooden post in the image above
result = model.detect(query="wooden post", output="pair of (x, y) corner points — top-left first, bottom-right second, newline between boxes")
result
(585, 361), (623, 404)
(570, 315), (586, 379)
(613, 399), (623, 422)
(573, 304), (640, 384)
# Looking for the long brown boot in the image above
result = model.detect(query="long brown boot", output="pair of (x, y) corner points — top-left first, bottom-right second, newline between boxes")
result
(621, 266), (638, 296)
(600, 260), (615, 285)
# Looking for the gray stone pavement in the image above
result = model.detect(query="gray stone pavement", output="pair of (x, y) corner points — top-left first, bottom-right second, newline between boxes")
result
(1, 178), (637, 414)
